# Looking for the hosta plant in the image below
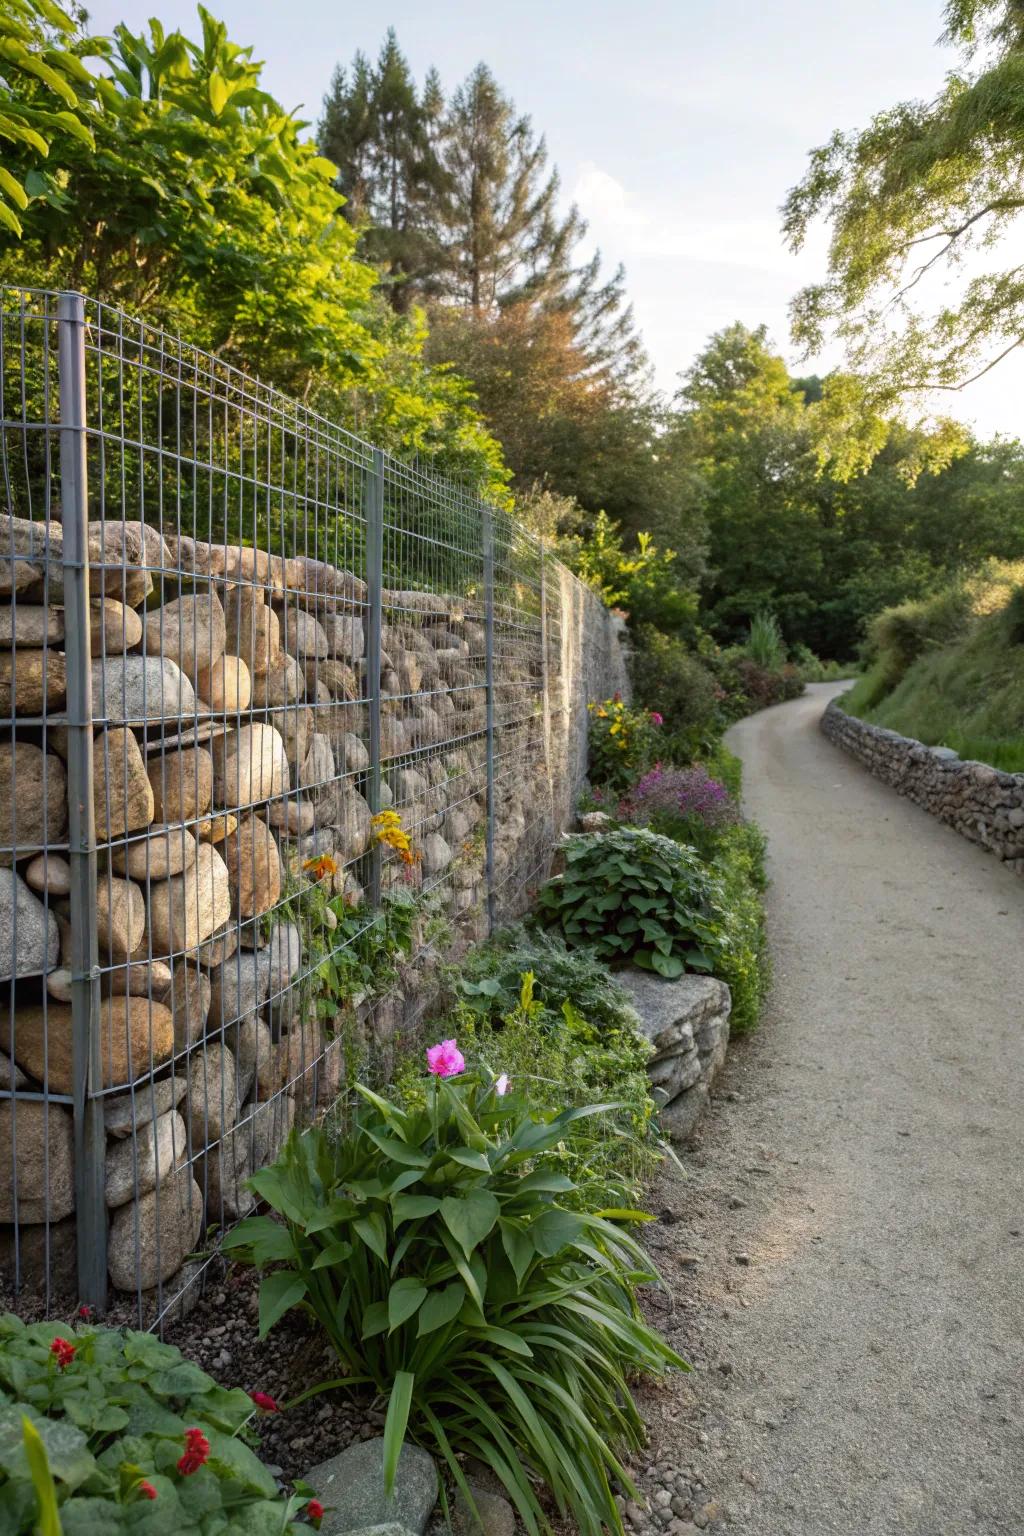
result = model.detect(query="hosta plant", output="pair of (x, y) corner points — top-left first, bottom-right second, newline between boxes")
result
(537, 827), (727, 977)
(0, 1314), (321, 1533)
(223, 1064), (687, 1536)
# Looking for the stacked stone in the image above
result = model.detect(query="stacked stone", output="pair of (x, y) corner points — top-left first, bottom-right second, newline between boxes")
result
(0, 509), (631, 1305)
(0, 521), (506, 1299)
(618, 970), (733, 1142)
(821, 701), (1024, 874)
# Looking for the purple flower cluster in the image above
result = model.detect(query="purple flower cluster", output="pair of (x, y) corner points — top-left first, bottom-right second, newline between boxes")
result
(619, 763), (734, 829)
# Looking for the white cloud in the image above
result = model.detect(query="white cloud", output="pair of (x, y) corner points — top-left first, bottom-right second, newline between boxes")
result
(572, 161), (808, 275)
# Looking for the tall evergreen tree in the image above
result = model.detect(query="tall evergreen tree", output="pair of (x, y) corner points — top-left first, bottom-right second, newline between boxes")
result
(318, 31), (446, 311)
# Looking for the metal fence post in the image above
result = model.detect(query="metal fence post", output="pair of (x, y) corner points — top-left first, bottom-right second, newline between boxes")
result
(365, 448), (384, 908)
(482, 506), (496, 932)
(58, 292), (106, 1309)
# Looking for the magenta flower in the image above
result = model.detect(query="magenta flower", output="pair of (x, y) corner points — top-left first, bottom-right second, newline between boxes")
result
(494, 1073), (510, 1096)
(649, 711), (663, 725)
(426, 1039), (465, 1077)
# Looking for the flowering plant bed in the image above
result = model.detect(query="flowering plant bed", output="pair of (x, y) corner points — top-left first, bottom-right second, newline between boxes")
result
(224, 1048), (687, 1536)
(0, 1313), (324, 1532)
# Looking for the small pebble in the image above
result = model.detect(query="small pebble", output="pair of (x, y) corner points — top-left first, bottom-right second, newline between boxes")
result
(734, 1252), (751, 1266)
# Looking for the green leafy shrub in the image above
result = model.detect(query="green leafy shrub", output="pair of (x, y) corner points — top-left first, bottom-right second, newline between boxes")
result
(629, 630), (722, 761)
(537, 828), (726, 978)
(709, 822), (771, 1033)
(746, 611), (786, 670)
(0, 1314), (319, 1533)
(586, 696), (659, 791)
(436, 930), (659, 1201)
(224, 1073), (686, 1536)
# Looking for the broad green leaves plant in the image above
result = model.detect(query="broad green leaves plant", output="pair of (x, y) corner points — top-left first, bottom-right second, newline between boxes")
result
(0, 0), (102, 237)
(538, 827), (727, 978)
(0, 1315), (320, 1533)
(224, 1070), (687, 1536)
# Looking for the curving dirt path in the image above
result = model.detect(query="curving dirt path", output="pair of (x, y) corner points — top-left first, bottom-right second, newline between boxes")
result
(633, 682), (1024, 1536)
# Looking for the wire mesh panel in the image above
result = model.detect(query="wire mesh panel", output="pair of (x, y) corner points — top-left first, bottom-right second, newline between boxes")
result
(0, 287), (579, 1325)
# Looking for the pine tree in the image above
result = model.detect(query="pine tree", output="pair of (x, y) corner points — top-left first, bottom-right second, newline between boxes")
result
(318, 30), (446, 310)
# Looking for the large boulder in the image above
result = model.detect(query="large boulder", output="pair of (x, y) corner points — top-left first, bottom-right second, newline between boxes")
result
(0, 997), (173, 1094)
(105, 1109), (188, 1208)
(147, 842), (231, 955)
(148, 745), (213, 824)
(108, 1164), (203, 1292)
(0, 1100), (74, 1223)
(111, 823), (197, 881)
(0, 869), (59, 981)
(95, 874), (146, 961)
(223, 587), (280, 676)
(95, 728), (155, 839)
(92, 655), (196, 725)
(212, 724), (289, 808)
(0, 742), (67, 865)
(186, 1042), (238, 1142)
(144, 590), (226, 680)
(196, 653), (251, 713)
(0, 651), (67, 715)
(220, 814), (282, 921)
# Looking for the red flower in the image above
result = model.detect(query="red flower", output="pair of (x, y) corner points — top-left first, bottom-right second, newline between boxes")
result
(77, 1304), (91, 1320)
(307, 1498), (325, 1526)
(50, 1337), (76, 1370)
(139, 1481), (158, 1501)
(176, 1428), (211, 1476)
(249, 1391), (279, 1413)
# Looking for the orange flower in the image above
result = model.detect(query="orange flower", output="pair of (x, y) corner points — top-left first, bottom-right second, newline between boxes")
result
(303, 854), (338, 882)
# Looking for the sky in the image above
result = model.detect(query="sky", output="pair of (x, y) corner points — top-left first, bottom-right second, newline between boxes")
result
(84, 0), (1024, 441)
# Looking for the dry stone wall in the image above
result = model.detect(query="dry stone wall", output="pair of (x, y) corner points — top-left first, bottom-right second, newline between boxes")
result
(0, 512), (627, 1311)
(822, 698), (1024, 874)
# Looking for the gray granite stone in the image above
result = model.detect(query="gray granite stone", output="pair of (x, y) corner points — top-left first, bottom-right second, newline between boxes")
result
(301, 1437), (436, 1536)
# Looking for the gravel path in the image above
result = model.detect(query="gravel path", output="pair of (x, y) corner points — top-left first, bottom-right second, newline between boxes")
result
(631, 682), (1024, 1535)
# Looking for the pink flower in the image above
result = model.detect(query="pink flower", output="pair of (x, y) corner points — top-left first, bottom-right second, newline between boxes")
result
(426, 1039), (465, 1077)
(494, 1074), (510, 1096)
(649, 711), (663, 726)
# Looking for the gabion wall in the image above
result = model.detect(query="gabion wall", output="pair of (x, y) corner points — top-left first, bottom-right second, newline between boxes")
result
(0, 290), (629, 1324)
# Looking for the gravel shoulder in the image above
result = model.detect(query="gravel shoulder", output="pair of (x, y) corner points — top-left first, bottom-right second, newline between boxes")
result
(631, 682), (1024, 1535)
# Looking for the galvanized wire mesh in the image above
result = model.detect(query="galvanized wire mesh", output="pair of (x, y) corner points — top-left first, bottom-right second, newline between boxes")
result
(0, 287), (583, 1325)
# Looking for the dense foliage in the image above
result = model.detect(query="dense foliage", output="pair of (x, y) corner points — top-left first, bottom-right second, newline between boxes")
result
(224, 1073), (685, 1536)
(0, 1314), (320, 1533)
(840, 560), (1024, 770)
(785, 0), (1024, 406)
(0, 3), (509, 496)
(538, 828), (726, 979)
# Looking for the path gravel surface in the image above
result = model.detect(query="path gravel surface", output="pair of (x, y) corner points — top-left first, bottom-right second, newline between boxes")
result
(631, 682), (1024, 1535)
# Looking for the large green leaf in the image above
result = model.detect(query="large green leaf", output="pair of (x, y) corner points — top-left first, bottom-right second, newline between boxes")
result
(387, 1278), (427, 1332)
(441, 1189), (500, 1256)
(416, 1282), (465, 1337)
(258, 1272), (306, 1338)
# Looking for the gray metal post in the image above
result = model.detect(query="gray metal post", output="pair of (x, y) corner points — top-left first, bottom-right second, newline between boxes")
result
(58, 292), (106, 1309)
(365, 448), (384, 907)
(482, 506), (496, 932)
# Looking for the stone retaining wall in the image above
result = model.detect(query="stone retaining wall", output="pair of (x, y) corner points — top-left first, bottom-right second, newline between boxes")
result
(0, 513), (628, 1310)
(619, 971), (732, 1142)
(821, 698), (1024, 874)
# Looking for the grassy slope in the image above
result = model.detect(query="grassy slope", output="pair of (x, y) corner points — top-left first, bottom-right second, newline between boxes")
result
(841, 606), (1024, 772)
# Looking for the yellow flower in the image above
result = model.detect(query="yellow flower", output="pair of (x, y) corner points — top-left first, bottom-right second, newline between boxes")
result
(371, 809), (418, 865)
